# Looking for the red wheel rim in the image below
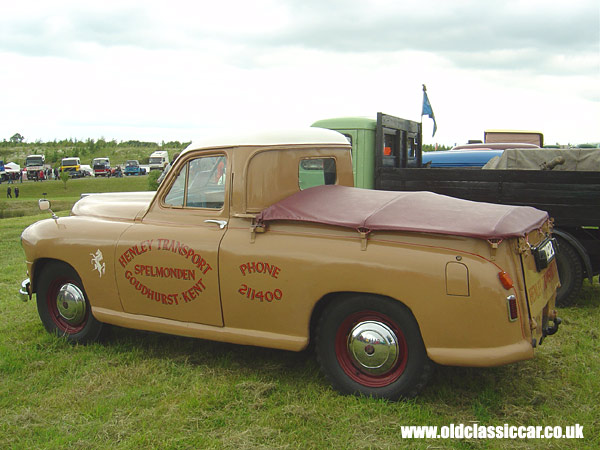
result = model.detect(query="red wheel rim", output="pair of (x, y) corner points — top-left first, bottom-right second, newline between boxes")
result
(335, 310), (408, 387)
(46, 278), (88, 334)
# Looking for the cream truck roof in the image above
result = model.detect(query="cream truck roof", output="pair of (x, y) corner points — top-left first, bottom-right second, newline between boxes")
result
(183, 128), (350, 154)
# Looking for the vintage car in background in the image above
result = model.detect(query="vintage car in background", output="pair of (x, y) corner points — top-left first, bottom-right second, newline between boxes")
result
(19, 128), (560, 400)
(79, 164), (94, 177)
(124, 160), (146, 176)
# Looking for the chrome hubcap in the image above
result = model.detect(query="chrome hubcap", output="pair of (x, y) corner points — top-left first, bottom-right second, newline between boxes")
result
(347, 321), (399, 375)
(56, 283), (86, 326)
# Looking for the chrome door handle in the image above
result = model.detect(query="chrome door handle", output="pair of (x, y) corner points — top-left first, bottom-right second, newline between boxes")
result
(204, 219), (228, 229)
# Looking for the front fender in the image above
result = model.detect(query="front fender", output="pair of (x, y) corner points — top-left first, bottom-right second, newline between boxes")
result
(21, 216), (132, 312)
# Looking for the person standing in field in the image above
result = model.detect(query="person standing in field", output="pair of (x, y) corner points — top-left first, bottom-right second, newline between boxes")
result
(7, 186), (12, 198)
(14, 187), (19, 198)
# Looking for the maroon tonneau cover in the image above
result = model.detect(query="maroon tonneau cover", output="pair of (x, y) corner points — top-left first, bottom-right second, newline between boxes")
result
(258, 185), (549, 240)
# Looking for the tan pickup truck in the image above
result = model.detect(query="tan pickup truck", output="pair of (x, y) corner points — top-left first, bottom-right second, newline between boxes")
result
(19, 128), (560, 400)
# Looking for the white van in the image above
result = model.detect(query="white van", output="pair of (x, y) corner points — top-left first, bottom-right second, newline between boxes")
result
(149, 151), (169, 170)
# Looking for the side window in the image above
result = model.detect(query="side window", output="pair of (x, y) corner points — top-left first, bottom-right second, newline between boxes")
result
(164, 164), (187, 207)
(298, 158), (337, 190)
(383, 132), (398, 167)
(163, 155), (226, 209)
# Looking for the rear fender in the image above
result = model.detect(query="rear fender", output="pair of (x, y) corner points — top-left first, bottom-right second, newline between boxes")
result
(553, 229), (593, 281)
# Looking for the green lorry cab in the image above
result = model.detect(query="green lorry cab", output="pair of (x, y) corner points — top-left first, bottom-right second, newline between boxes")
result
(311, 115), (421, 190)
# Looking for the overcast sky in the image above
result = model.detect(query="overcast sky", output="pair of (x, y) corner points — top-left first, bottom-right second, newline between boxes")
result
(1, 0), (598, 146)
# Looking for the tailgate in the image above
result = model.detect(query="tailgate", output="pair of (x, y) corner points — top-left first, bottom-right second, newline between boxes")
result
(520, 237), (560, 340)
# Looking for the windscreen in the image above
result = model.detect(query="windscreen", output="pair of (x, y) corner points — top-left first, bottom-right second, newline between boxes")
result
(26, 156), (44, 166)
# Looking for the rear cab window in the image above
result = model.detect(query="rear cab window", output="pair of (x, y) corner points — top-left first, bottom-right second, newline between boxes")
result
(299, 157), (337, 190)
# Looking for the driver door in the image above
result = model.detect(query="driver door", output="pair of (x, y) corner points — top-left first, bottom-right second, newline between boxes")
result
(115, 152), (229, 327)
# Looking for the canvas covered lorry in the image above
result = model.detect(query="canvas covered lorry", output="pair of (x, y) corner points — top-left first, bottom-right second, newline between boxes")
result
(313, 113), (600, 305)
(19, 128), (560, 400)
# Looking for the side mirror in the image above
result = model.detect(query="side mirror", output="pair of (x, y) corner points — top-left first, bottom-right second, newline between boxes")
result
(38, 199), (58, 219)
(38, 199), (50, 211)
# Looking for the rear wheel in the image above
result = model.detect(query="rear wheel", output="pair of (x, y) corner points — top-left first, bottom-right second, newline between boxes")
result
(555, 237), (583, 306)
(316, 295), (432, 400)
(36, 261), (106, 343)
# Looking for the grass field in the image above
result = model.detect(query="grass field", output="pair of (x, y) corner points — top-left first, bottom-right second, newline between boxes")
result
(0, 176), (152, 218)
(0, 181), (598, 448)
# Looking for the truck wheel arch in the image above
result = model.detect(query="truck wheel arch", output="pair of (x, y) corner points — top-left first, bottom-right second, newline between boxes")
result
(552, 229), (593, 281)
(312, 292), (433, 400)
(30, 258), (81, 295)
(35, 260), (106, 343)
(552, 232), (588, 306)
(30, 258), (55, 294)
(309, 292), (424, 345)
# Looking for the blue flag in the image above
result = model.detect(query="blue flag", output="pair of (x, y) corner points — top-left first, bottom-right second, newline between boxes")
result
(421, 87), (437, 137)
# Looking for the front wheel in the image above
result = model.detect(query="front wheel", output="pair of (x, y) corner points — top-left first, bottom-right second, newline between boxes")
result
(316, 295), (432, 400)
(36, 261), (106, 343)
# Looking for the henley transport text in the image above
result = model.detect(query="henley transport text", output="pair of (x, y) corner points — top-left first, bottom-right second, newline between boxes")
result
(118, 238), (213, 275)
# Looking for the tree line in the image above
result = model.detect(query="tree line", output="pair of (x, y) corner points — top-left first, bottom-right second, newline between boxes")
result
(1, 133), (191, 166)
(2, 133), (189, 150)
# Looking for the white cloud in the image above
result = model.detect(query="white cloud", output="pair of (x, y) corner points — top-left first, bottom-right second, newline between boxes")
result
(0, 0), (598, 145)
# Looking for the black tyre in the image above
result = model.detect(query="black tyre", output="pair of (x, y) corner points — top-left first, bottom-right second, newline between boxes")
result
(36, 261), (106, 343)
(555, 237), (583, 306)
(316, 294), (432, 400)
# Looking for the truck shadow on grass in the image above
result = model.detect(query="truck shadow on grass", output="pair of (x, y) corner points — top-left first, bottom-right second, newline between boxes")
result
(105, 325), (321, 388)
(99, 324), (560, 413)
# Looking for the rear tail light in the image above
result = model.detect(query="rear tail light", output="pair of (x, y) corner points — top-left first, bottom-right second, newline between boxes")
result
(506, 295), (518, 322)
(498, 271), (514, 290)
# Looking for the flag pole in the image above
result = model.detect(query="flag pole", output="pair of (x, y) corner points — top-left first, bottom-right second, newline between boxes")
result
(421, 85), (427, 119)
(421, 83), (426, 137)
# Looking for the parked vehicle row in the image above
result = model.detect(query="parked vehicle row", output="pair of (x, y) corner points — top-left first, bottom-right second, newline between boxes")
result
(17, 152), (171, 181)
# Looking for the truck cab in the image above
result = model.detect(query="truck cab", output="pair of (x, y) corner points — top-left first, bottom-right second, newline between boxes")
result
(92, 158), (112, 177)
(60, 157), (82, 177)
(149, 151), (169, 170)
(312, 114), (422, 189)
(124, 160), (146, 176)
(25, 154), (46, 180)
(485, 129), (544, 147)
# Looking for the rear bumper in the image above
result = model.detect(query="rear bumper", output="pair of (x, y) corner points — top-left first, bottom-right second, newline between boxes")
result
(19, 278), (31, 302)
(427, 340), (535, 367)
